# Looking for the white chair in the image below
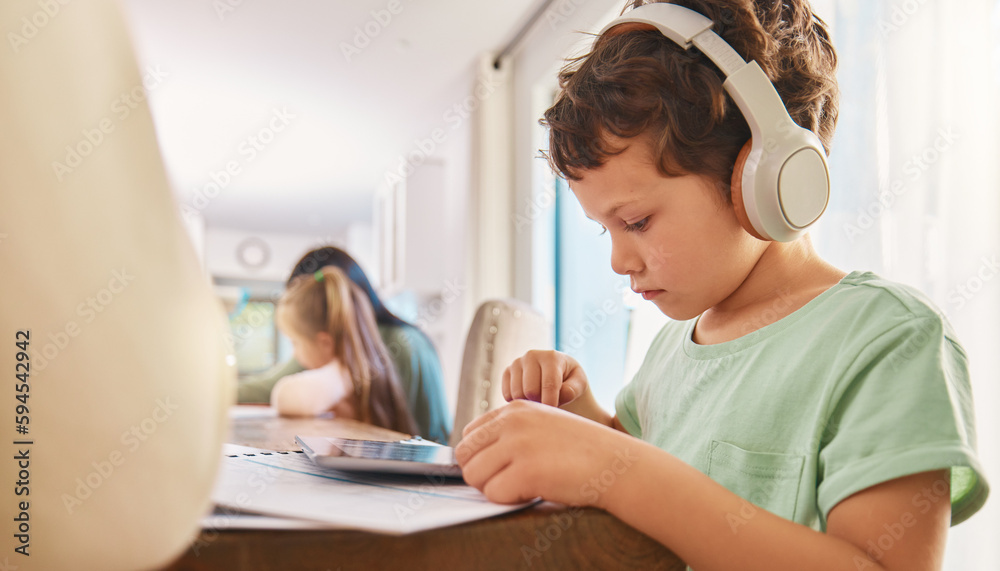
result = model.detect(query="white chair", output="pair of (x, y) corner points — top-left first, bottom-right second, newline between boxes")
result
(449, 299), (552, 446)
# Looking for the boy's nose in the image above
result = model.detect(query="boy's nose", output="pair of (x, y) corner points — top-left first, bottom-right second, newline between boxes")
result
(609, 237), (643, 276)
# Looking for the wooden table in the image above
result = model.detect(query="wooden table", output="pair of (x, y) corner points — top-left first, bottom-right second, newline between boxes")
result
(163, 413), (685, 570)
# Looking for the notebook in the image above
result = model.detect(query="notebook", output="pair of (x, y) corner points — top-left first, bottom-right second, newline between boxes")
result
(209, 444), (536, 534)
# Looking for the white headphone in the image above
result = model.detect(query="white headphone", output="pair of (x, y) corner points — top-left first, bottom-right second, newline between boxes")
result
(600, 3), (830, 242)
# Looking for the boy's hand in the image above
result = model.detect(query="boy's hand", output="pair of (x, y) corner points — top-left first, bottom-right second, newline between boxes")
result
(502, 350), (590, 408)
(455, 400), (639, 508)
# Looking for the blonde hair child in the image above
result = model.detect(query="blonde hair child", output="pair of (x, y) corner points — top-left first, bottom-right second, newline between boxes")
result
(271, 266), (418, 435)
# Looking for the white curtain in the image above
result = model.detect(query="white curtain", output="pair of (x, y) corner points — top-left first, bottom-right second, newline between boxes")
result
(810, 1), (1000, 568)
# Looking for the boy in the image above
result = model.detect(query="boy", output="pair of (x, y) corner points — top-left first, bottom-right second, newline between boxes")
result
(454, 1), (988, 569)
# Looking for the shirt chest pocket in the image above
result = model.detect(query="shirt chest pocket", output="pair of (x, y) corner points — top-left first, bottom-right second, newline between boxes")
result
(708, 440), (806, 522)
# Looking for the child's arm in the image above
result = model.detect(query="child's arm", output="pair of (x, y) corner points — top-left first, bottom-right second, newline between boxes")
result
(501, 350), (620, 428)
(455, 401), (950, 571)
(270, 366), (348, 417)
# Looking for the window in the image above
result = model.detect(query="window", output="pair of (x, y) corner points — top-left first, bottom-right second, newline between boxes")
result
(229, 300), (290, 376)
(553, 177), (631, 410)
(216, 278), (292, 377)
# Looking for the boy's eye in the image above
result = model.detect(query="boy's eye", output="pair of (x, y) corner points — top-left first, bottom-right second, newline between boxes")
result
(624, 217), (649, 233)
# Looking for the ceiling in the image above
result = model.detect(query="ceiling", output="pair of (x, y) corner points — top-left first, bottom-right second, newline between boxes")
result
(121, 0), (544, 234)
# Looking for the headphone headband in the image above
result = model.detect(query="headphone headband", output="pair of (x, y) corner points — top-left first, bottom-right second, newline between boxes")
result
(599, 3), (830, 241)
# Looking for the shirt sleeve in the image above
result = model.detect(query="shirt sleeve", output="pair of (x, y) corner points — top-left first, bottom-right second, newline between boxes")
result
(615, 376), (643, 438)
(236, 357), (304, 403)
(270, 365), (348, 417)
(616, 322), (681, 439)
(817, 315), (989, 526)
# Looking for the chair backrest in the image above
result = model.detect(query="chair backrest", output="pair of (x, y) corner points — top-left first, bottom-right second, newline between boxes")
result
(450, 299), (551, 446)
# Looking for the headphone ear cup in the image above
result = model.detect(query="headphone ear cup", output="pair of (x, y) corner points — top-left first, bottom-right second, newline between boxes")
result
(731, 140), (768, 241)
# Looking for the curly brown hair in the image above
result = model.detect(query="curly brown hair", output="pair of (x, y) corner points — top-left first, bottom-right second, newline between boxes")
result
(542, 0), (839, 201)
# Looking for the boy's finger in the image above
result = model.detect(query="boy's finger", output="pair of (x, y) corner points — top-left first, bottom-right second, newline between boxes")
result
(521, 359), (543, 402)
(508, 359), (525, 400)
(461, 405), (504, 438)
(501, 367), (513, 402)
(482, 465), (537, 505)
(558, 372), (587, 406)
(540, 370), (561, 407)
(458, 437), (511, 489)
(558, 383), (577, 406)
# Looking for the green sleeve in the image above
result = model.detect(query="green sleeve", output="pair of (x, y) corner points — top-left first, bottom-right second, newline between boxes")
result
(380, 324), (452, 443)
(236, 357), (304, 404)
(615, 322), (679, 439)
(817, 315), (989, 525)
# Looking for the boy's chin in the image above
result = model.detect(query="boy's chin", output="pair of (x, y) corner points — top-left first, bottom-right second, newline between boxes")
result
(650, 298), (702, 322)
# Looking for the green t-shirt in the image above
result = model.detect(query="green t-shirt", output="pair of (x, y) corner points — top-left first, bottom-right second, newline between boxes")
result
(237, 323), (452, 443)
(616, 271), (988, 529)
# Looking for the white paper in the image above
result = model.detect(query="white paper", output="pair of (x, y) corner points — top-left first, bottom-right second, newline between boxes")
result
(227, 405), (279, 420)
(210, 445), (536, 534)
(202, 509), (335, 531)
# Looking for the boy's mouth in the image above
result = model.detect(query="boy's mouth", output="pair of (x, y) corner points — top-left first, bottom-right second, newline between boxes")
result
(633, 288), (664, 300)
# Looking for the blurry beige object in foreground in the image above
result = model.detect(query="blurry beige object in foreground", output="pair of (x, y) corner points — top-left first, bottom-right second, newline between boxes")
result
(0, 1), (233, 569)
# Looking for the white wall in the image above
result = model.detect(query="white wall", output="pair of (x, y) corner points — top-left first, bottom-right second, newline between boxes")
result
(369, 64), (476, 416)
(204, 227), (350, 282)
(391, 146), (472, 416)
(509, 1), (621, 317)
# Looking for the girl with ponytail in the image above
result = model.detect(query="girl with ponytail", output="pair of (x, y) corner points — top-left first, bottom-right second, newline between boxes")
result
(270, 266), (418, 435)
